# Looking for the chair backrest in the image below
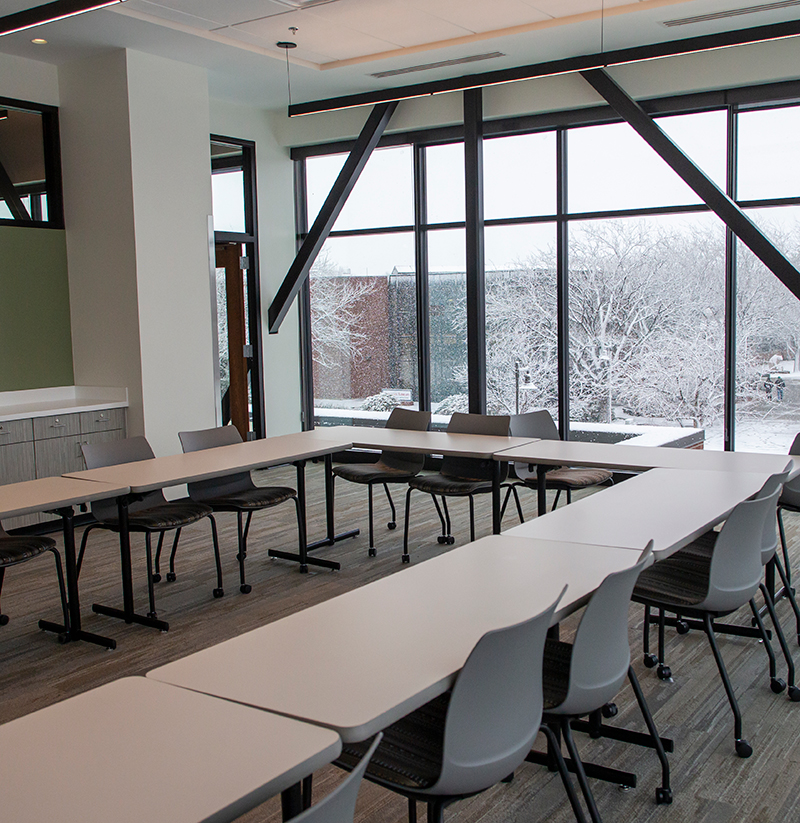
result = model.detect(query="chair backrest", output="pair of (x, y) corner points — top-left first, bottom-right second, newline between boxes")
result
(178, 426), (254, 500)
(701, 485), (783, 613)
(779, 432), (800, 509)
(440, 413), (510, 483)
(81, 436), (165, 521)
(380, 408), (432, 474)
(556, 544), (653, 716)
(290, 734), (382, 823)
(508, 410), (560, 481)
(433, 586), (565, 796)
(754, 464), (791, 565)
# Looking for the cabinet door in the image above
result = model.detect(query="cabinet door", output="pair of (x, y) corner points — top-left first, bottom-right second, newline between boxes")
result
(35, 434), (85, 478)
(0, 441), (39, 529)
(33, 414), (81, 440)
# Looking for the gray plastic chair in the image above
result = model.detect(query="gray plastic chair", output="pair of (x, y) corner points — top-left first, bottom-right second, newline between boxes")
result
(334, 587), (588, 823)
(531, 544), (671, 822)
(332, 408), (431, 557)
(633, 480), (783, 758)
(402, 413), (510, 563)
(775, 433), (800, 644)
(179, 425), (302, 594)
(77, 436), (223, 617)
(502, 410), (612, 523)
(291, 734), (382, 823)
(0, 522), (69, 633)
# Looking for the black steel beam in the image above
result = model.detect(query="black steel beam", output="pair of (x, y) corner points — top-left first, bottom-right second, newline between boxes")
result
(581, 69), (800, 301)
(464, 88), (486, 415)
(413, 143), (431, 412)
(288, 18), (800, 116)
(0, 0), (118, 36)
(556, 128), (570, 440)
(268, 101), (397, 333)
(0, 158), (29, 220)
(724, 106), (738, 452)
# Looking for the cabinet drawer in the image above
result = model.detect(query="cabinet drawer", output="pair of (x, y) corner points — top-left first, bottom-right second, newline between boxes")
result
(80, 408), (126, 434)
(33, 414), (81, 440)
(34, 434), (86, 478)
(0, 418), (33, 445)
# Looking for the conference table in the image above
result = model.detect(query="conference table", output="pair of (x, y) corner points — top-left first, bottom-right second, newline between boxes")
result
(0, 676), (341, 823)
(495, 439), (798, 517)
(305, 425), (539, 535)
(63, 431), (355, 632)
(0, 475), (130, 649)
(148, 534), (641, 743)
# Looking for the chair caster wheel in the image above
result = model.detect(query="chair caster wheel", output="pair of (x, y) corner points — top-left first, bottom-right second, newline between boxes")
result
(151, 573), (162, 583)
(655, 788), (673, 805)
(213, 588), (224, 598)
(166, 572), (177, 582)
(643, 653), (658, 668)
(0, 614), (9, 626)
(771, 677), (786, 694)
(437, 535), (448, 544)
(657, 665), (672, 681)
(788, 685), (800, 702)
(675, 620), (690, 635)
(240, 584), (252, 594)
(402, 555), (410, 564)
(387, 521), (397, 530)
(735, 739), (753, 758)
(602, 702), (618, 718)
(445, 535), (455, 545)
(368, 548), (377, 557)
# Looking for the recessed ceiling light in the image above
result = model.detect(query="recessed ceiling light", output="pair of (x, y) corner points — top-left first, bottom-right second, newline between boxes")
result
(31, 37), (47, 44)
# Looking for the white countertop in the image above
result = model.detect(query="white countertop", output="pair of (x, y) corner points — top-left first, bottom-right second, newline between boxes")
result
(0, 386), (128, 422)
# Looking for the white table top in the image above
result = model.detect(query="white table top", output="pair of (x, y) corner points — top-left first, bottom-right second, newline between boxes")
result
(495, 439), (798, 478)
(313, 425), (537, 458)
(62, 431), (353, 493)
(0, 476), (130, 520)
(149, 535), (639, 742)
(504, 467), (772, 558)
(0, 676), (341, 823)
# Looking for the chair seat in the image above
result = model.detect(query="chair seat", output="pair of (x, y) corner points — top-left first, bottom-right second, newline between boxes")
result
(333, 462), (418, 485)
(542, 638), (572, 711)
(0, 534), (56, 566)
(101, 499), (213, 532)
(632, 532), (715, 608)
(201, 486), (296, 512)
(530, 467), (612, 489)
(336, 693), (449, 791)
(409, 473), (492, 496)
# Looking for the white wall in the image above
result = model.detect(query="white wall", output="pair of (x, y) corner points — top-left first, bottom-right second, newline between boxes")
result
(60, 49), (217, 457)
(0, 52), (58, 106)
(210, 98), (303, 436)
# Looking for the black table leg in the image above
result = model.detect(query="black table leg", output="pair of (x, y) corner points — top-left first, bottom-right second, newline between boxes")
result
(537, 464), (547, 516)
(269, 460), (342, 572)
(91, 495), (169, 632)
(492, 460), (502, 534)
(38, 505), (117, 649)
(281, 783), (303, 821)
(306, 454), (359, 552)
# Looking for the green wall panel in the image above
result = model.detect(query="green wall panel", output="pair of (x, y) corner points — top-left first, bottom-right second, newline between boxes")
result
(0, 225), (74, 390)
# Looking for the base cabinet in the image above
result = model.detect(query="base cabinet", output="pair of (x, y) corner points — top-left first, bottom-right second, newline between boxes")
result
(0, 409), (127, 530)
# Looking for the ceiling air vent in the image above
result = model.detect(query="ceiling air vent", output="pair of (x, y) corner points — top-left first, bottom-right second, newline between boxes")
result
(272, 0), (341, 9)
(370, 52), (505, 79)
(662, 0), (800, 27)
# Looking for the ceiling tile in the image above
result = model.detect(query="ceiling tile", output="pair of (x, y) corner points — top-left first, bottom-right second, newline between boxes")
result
(304, 0), (473, 47)
(402, 0), (550, 33)
(129, 0), (294, 29)
(522, 0), (636, 17)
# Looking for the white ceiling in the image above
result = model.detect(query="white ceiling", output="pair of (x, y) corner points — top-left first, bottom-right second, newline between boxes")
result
(1, 0), (800, 109)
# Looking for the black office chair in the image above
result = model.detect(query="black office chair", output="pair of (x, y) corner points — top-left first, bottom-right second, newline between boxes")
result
(334, 588), (588, 823)
(501, 410), (612, 523)
(77, 436), (223, 618)
(402, 413), (510, 564)
(633, 481), (783, 758)
(0, 522), (69, 633)
(179, 425), (302, 594)
(332, 408), (431, 557)
(776, 433), (800, 644)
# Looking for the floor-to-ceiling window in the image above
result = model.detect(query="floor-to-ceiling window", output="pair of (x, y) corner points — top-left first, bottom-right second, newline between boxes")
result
(295, 81), (800, 452)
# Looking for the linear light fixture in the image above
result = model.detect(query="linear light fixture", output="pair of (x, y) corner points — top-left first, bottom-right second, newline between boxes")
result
(0, 0), (125, 37)
(288, 17), (800, 116)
